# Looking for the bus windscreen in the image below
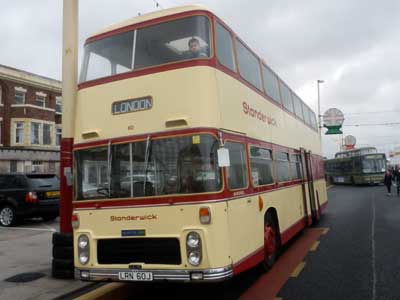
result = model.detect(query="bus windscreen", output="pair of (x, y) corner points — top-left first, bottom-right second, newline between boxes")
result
(79, 15), (211, 83)
(75, 134), (222, 200)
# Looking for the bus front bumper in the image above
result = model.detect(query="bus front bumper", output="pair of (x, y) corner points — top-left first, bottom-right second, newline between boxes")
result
(75, 265), (233, 282)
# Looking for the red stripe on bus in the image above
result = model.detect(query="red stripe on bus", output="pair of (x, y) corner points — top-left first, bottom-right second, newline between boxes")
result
(233, 247), (264, 275)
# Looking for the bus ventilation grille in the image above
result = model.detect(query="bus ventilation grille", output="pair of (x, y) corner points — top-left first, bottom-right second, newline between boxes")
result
(97, 238), (181, 265)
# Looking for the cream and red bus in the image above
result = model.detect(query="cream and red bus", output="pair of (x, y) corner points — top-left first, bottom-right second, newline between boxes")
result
(72, 5), (327, 283)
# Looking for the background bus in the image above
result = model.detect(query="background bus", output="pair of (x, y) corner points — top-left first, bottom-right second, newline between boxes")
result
(325, 147), (386, 185)
(71, 5), (327, 283)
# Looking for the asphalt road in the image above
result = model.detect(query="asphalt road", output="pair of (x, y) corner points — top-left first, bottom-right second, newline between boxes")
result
(279, 185), (400, 300)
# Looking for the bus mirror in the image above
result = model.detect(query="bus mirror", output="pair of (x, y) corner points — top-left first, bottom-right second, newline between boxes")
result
(217, 148), (230, 167)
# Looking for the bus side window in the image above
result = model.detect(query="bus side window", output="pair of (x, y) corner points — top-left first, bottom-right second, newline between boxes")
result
(249, 146), (274, 186)
(225, 141), (248, 190)
(276, 152), (290, 182)
(215, 22), (236, 72)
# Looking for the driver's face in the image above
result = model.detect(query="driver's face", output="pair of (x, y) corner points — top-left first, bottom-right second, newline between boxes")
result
(189, 41), (200, 53)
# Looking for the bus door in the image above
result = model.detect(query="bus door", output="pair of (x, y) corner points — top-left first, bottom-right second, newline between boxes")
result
(300, 148), (318, 225)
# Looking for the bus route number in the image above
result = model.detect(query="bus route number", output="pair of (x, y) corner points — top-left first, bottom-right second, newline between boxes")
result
(118, 271), (153, 281)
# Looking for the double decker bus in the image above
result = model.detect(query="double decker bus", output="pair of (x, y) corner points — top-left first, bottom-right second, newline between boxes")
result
(325, 147), (386, 185)
(72, 5), (328, 283)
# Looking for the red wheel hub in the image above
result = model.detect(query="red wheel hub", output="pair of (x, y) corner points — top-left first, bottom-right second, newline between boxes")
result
(264, 225), (276, 259)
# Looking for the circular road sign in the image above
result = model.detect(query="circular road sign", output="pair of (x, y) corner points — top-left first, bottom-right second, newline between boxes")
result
(323, 108), (344, 127)
(344, 135), (357, 146)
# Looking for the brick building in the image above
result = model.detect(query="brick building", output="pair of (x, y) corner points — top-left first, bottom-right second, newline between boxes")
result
(0, 64), (62, 174)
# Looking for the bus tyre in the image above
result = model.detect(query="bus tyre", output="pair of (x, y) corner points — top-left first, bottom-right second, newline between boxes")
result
(52, 232), (73, 247)
(52, 258), (74, 279)
(53, 246), (73, 260)
(262, 213), (280, 271)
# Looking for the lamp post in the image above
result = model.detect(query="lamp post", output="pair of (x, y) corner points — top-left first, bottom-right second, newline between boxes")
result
(317, 79), (324, 138)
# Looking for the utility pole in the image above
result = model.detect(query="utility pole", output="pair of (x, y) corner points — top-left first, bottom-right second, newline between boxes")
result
(317, 79), (324, 140)
(52, 0), (78, 279)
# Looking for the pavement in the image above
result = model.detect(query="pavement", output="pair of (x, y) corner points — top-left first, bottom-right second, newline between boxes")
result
(0, 218), (90, 300)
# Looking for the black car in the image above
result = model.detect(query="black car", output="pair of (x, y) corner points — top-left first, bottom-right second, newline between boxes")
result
(0, 173), (60, 227)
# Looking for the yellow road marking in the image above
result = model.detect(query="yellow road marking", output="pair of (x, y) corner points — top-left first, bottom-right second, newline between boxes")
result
(74, 283), (126, 300)
(290, 261), (306, 277)
(326, 185), (333, 190)
(322, 228), (330, 235)
(309, 240), (320, 251)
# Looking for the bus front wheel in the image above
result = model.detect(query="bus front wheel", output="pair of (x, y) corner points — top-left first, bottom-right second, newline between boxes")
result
(262, 212), (281, 271)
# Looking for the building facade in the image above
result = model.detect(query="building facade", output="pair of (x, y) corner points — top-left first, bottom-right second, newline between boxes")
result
(0, 64), (62, 174)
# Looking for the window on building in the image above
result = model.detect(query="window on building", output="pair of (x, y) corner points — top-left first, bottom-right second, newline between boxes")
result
(35, 94), (46, 107)
(291, 154), (303, 180)
(225, 141), (248, 189)
(249, 146), (274, 186)
(56, 96), (62, 113)
(262, 65), (281, 104)
(276, 152), (290, 182)
(0, 85), (2, 104)
(31, 122), (40, 145)
(14, 90), (26, 104)
(236, 39), (263, 91)
(10, 161), (17, 173)
(216, 22), (236, 72)
(32, 161), (43, 173)
(43, 123), (52, 145)
(279, 82), (294, 113)
(15, 122), (24, 144)
(56, 127), (62, 146)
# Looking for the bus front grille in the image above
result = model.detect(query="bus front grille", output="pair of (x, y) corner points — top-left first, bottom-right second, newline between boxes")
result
(97, 238), (181, 265)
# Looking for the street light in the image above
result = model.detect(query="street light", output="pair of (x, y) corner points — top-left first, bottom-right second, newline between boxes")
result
(317, 79), (324, 137)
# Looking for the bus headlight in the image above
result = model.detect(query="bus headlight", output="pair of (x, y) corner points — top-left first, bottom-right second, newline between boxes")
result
(77, 234), (90, 265)
(186, 232), (201, 248)
(188, 251), (202, 266)
(79, 251), (90, 264)
(78, 235), (89, 249)
(186, 231), (202, 266)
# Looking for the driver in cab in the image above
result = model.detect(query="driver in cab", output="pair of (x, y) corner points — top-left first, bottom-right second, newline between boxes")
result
(187, 37), (208, 58)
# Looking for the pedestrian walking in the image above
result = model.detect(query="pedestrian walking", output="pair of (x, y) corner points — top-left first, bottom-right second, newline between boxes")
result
(393, 165), (400, 196)
(384, 169), (393, 196)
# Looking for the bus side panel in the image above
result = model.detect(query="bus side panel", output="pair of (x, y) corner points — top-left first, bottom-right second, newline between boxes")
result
(227, 185), (306, 272)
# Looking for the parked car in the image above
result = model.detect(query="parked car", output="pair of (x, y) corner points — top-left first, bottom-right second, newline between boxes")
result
(0, 173), (60, 227)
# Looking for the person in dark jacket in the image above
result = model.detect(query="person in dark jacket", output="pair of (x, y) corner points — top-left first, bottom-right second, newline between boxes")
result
(384, 169), (393, 196)
(393, 165), (400, 196)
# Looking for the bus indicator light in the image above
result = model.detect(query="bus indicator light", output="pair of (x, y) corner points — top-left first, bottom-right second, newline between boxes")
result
(199, 207), (211, 224)
(258, 196), (264, 211)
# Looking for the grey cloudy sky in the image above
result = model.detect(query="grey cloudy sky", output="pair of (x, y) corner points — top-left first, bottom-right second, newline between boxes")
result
(1, 0), (399, 158)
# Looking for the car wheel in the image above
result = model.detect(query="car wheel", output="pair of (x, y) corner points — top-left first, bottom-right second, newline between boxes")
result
(0, 205), (17, 227)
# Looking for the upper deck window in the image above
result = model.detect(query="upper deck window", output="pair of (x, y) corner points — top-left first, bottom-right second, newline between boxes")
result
(236, 39), (263, 91)
(292, 94), (304, 120)
(80, 15), (211, 83)
(262, 65), (281, 104)
(279, 81), (294, 113)
(215, 22), (236, 72)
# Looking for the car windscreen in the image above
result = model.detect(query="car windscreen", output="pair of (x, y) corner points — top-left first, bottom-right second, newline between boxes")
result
(26, 175), (60, 189)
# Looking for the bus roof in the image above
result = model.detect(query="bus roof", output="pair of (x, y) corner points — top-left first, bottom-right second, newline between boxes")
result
(89, 5), (211, 40)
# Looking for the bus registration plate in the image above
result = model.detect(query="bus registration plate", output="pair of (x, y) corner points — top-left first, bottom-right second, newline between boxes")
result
(118, 271), (153, 281)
